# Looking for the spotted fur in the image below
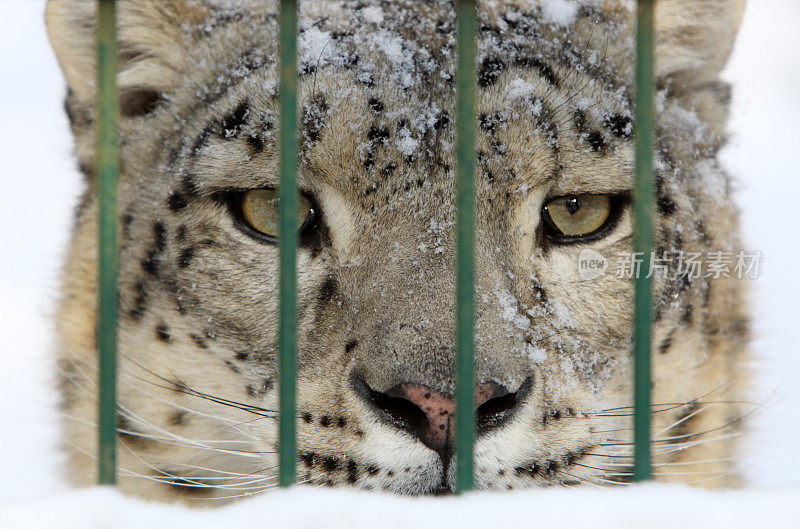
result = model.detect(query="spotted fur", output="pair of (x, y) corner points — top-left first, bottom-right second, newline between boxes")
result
(48, 0), (748, 502)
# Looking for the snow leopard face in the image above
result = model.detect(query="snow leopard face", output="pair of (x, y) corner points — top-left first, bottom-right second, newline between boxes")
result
(49, 0), (748, 500)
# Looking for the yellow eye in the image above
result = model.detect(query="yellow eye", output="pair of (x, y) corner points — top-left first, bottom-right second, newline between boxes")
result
(239, 189), (314, 239)
(542, 195), (613, 240)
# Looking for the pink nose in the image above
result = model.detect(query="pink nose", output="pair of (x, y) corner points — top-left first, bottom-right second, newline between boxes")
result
(389, 382), (506, 451)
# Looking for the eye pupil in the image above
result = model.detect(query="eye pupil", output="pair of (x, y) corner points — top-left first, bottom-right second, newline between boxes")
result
(566, 198), (581, 215)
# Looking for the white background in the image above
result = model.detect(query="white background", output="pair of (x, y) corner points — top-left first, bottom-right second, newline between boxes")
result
(0, 0), (798, 503)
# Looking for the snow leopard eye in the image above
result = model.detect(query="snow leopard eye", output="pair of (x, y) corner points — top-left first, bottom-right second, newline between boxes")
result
(541, 195), (621, 242)
(236, 189), (315, 241)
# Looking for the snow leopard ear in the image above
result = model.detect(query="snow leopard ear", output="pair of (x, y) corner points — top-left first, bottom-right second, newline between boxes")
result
(46, 0), (208, 117)
(651, 0), (745, 86)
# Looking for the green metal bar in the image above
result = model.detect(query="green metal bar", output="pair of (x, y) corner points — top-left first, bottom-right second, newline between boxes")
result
(277, 0), (298, 488)
(454, 0), (477, 494)
(96, 0), (119, 486)
(633, 0), (654, 482)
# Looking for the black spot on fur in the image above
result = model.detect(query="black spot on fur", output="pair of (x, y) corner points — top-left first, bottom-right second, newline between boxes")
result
(478, 56), (506, 87)
(586, 130), (607, 152)
(363, 126), (390, 169)
(247, 134), (264, 152)
(155, 324), (171, 343)
(178, 247), (195, 269)
(478, 113), (506, 134)
(366, 465), (379, 476)
(368, 97), (384, 113)
(190, 334), (208, 349)
(319, 277), (338, 303)
(301, 453), (315, 467)
(120, 88), (161, 117)
(191, 126), (213, 157)
(224, 360), (240, 373)
(167, 192), (188, 212)
(658, 329), (675, 355)
(169, 411), (187, 426)
(345, 340), (358, 353)
(382, 162), (397, 177)
(367, 126), (389, 142)
(141, 222), (167, 276)
(514, 462), (539, 478)
(433, 111), (450, 130)
(346, 460), (358, 484)
(129, 280), (148, 321)
(658, 195), (677, 215)
(218, 101), (249, 138)
(320, 416), (331, 427)
(322, 457), (339, 472)
(302, 412), (313, 423)
(141, 251), (159, 276)
(604, 113), (633, 138)
(234, 352), (249, 361)
(153, 222), (167, 252)
(337, 417), (347, 427)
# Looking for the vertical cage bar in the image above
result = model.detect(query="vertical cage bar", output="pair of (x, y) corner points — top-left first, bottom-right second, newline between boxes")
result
(277, 0), (298, 488)
(96, 0), (119, 486)
(454, 0), (477, 494)
(633, 0), (655, 482)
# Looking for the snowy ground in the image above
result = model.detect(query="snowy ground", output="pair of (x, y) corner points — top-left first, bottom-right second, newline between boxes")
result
(1, 0), (799, 524)
(3, 485), (800, 529)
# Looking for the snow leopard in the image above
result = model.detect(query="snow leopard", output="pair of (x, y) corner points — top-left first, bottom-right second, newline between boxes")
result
(47, 0), (749, 501)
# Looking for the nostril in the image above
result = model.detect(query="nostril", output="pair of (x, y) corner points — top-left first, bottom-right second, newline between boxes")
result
(476, 377), (533, 433)
(476, 391), (518, 429)
(368, 386), (429, 435)
(353, 379), (456, 452)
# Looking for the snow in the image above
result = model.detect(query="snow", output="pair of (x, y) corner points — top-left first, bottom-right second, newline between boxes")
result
(299, 27), (338, 69)
(0, 0), (799, 522)
(360, 6), (384, 25)
(504, 77), (537, 100)
(396, 126), (420, 156)
(526, 343), (548, 364)
(2, 485), (799, 529)
(538, 0), (579, 27)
